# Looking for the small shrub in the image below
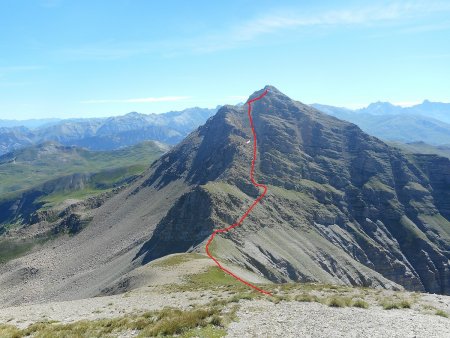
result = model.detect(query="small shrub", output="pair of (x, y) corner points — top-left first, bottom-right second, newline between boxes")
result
(142, 308), (212, 336)
(436, 310), (449, 318)
(209, 314), (223, 327)
(383, 302), (400, 310)
(0, 324), (21, 338)
(327, 297), (352, 308)
(295, 293), (318, 303)
(422, 304), (436, 311)
(352, 299), (369, 309)
(380, 298), (411, 310)
(229, 293), (255, 303)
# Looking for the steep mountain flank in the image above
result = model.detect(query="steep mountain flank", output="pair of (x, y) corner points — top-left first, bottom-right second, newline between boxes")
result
(137, 86), (450, 294)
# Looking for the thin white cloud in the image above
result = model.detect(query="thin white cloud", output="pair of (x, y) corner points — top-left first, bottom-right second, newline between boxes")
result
(81, 96), (191, 104)
(55, 1), (450, 59)
(191, 1), (450, 53)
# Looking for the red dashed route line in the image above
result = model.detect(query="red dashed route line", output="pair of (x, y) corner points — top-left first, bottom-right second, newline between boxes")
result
(205, 89), (272, 296)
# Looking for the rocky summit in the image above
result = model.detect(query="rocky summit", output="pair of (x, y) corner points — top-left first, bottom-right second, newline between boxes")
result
(136, 85), (450, 295)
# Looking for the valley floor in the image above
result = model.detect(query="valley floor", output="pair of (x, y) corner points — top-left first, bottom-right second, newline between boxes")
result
(0, 253), (449, 337)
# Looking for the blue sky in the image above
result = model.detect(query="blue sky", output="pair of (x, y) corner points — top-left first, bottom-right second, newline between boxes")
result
(1, 0), (449, 119)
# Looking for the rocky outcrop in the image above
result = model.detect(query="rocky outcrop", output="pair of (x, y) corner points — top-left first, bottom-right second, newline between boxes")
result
(135, 187), (214, 263)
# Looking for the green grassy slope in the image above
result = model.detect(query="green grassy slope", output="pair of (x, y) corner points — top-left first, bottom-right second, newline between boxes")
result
(0, 141), (169, 196)
(0, 141), (169, 229)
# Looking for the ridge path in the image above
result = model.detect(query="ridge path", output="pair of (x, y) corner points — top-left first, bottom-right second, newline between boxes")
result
(205, 89), (272, 296)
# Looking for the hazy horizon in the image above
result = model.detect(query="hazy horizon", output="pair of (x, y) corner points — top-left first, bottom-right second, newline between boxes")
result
(1, 97), (449, 122)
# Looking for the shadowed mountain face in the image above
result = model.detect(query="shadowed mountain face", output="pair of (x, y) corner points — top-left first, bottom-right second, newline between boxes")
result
(136, 86), (450, 294)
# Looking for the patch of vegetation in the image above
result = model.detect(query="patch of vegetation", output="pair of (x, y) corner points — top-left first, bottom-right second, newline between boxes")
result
(37, 187), (106, 207)
(363, 177), (395, 193)
(0, 238), (44, 264)
(297, 179), (343, 196)
(0, 303), (231, 338)
(270, 282), (351, 294)
(294, 293), (320, 303)
(422, 304), (436, 311)
(37, 165), (144, 208)
(181, 266), (248, 292)
(181, 325), (226, 338)
(202, 182), (247, 198)
(268, 294), (292, 304)
(352, 299), (369, 309)
(0, 324), (21, 338)
(229, 293), (257, 303)
(327, 296), (353, 308)
(152, 253), (208, 268)
(418, 214), (450, 243)
(435, 309), (449, 318)
(0, 142), (167, 227)
(379, 298), (411, 310)
(139, 308), (217, 337)
(0, 141), (166, 196)
(292, 292), (368, 309)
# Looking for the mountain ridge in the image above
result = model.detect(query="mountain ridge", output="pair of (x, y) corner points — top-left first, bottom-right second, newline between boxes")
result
(312, 99), (450, 121)
(0, 107), (218, 155)
(312, 103), (450, 145)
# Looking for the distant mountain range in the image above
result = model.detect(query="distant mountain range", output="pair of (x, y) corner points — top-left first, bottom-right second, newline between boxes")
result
(360, 100), (450, 123)
(389, 139), (450, 155)
(0, 107), (218, 155)
(0, 118), (61, 129)
(1, 99), (449, 157)
(312, 100), (450, 145)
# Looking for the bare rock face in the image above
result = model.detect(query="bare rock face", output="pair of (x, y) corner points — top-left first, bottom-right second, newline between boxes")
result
(136, 86), (450, 294)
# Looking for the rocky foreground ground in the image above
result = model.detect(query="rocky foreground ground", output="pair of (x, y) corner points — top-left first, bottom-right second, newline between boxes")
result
(0, 253), (449, 337)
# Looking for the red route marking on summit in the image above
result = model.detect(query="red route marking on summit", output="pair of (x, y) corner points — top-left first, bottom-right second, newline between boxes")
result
(205, 89), (272, 296)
